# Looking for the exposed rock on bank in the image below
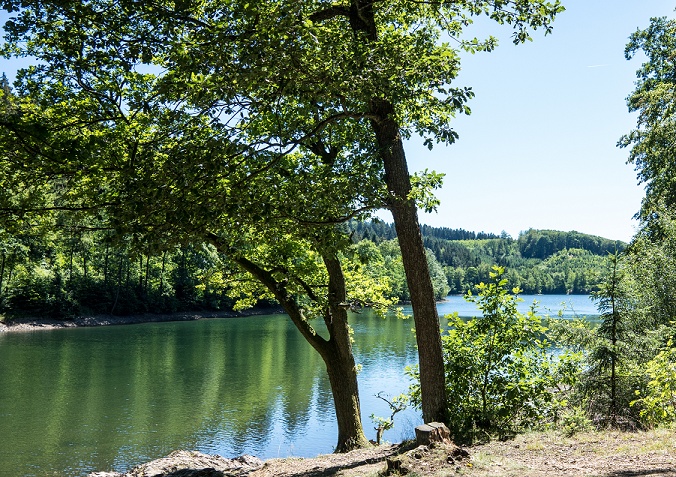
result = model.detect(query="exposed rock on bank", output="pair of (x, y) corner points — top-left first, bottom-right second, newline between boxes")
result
(85, 428), (676, 477)
(86, 424), (466, 477)
(86, 441), (471, 477)
(88, 450), (263, 477)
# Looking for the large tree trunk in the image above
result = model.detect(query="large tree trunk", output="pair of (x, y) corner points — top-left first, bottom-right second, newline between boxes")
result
(217, 242), (369, 453)
(323, 342), (368, 452)
(347, 0), (448, 424)
(323, 255), (369, 452)
(370, 100), (448, 423)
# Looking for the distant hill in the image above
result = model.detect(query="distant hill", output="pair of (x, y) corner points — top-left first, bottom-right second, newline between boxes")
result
(516, 229), (626, 260)
(348, 221), (626, 295)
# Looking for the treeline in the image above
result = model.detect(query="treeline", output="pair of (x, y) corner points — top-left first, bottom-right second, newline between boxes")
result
(351, 222), (626, 295)
(350, 221), (500, 242)
(0, 225), (453, 319)
(0, 229), (239, 318)
(0, 222), (624, 319)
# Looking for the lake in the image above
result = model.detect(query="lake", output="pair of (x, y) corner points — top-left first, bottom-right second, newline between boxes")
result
(432, 293), (599, 320)
(0, 294), (597, 477)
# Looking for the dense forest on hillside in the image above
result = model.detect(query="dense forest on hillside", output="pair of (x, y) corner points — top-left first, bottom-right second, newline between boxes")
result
(350, 221), (625, 295)
(0, 228), (240, 318)
(0, 221), (623, 319)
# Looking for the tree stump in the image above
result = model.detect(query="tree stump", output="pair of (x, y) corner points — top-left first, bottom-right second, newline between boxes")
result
(414, 422), (452, 446)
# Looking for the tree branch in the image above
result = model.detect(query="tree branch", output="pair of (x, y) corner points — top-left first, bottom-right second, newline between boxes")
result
(206, 232), (329, 353)
(309, 5), (351, 22)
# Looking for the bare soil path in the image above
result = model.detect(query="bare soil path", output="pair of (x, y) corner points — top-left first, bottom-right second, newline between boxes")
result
(91, 428), (676, 477)
(247, 428), (676, 477)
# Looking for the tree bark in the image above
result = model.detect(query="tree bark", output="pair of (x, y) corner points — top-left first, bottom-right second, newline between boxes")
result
(322, 255), (370, 452)
(370, 100), (448, 423)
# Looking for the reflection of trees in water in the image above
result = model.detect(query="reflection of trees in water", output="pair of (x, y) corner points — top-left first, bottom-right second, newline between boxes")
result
(351, 310), (418, 363)
(0, 316), (328, 475)
(0, 311), (421, 475)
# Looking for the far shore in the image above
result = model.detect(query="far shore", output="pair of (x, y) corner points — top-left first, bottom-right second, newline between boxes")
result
(0, 306), (285, 333)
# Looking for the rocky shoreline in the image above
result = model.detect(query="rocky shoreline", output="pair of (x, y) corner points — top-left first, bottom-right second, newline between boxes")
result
(84, 424), (464, 477)
(86, 443), (458, 477)
(88, 428), (676, 477)
(0, 307), (285, 333)
(88, 450), (265, 477)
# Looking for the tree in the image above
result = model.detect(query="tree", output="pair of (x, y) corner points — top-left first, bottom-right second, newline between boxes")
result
(221, 234), (373, 452)
(590, 253), (629, 425)
(2, 0), (564, 426)
(619, 14), (676, 222)
(0, 72), (385, 451)
(0, 86), (381, 451)
(618, 11), (676, 337)
(627, 212), (676, 330)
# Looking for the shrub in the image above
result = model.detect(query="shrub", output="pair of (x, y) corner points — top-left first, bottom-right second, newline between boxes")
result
(631, 340), (676, 427)
(409, 266), (582, 443)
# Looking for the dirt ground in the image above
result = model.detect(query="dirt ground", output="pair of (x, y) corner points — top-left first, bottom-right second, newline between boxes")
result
(250, 428), (676, 477)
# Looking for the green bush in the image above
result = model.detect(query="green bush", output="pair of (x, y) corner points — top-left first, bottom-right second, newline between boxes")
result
(408, 266), (582, 443)
(560, 405), (593, 437)
(631, 340), (676, 427)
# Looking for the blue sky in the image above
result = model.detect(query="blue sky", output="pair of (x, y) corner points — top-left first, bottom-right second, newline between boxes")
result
(2, 1), (675, 242)
(399, 0), (676, 242)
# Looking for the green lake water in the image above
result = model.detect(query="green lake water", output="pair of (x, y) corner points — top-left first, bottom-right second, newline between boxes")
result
(0, 294), (597, 477)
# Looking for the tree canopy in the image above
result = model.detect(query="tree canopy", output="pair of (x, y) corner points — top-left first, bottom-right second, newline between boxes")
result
(1, 0), (565, 429)
(620, 15), (676, 222)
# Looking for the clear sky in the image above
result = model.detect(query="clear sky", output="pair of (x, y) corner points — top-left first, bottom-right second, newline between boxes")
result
(397, 0), (676, 242)
(2, 1), (675, 242)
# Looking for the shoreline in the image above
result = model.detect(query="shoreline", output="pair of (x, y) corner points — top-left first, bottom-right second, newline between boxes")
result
(0, 306), (285, 333)
(86, 428), (676, 477)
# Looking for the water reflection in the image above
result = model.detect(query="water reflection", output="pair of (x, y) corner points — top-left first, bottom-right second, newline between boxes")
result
(0, 311), (418, 477)
(431, 293), (599, 320)
(0, 295), (595, 477)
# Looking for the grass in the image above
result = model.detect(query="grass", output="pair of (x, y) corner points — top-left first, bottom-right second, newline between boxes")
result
(470, 451), (497, 468)
(523, 440), (545, 451)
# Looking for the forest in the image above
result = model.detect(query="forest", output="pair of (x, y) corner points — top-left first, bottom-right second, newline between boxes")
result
(0, 221), (623, 319)
(351, 221), (625, 295)
(2, 0), (676, 458)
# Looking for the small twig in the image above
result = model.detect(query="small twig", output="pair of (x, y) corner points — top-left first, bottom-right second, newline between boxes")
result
(371, 392), (408, 445)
